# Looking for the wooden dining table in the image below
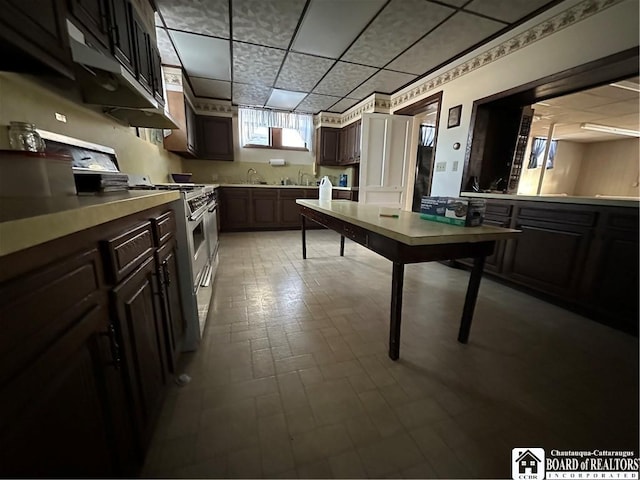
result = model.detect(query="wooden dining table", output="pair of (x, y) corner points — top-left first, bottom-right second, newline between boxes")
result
(297, 199), (520, 360)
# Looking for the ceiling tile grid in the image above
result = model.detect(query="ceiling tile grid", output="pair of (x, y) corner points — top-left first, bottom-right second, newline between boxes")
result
(275, 53), (336, 92)
(341, 0), (455, 68)
(387, 12), (504, 75)
(232, 0), (306, 48)
(313, 61), (378, 98)
(232, 43), (285, 86)
(156, 0), (564, 114)
(157, 0), (230, 37)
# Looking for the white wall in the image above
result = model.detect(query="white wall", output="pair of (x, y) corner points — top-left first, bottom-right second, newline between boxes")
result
(389, 0), (639, 196)
(518, 140), (585, 195)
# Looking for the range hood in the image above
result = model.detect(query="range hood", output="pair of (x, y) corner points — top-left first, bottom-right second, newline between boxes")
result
(69, 37), (178, 129)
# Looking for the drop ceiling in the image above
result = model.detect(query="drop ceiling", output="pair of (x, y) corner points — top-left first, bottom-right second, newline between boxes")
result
(530, 77), (640, 143)
(154, 0), (562, 114)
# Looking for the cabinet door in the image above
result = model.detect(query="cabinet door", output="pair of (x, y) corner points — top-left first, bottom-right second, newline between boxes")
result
(150, 43), (164, 104)
(197, 116), (234, 160)
(338, 127), (348, 165)
(133, 13), (152, 93)
(251, 189), (278, 228)
(0, 0), (73, 78)
(112, 256), (167, 452)
(68, 0), (110, 50)
(0, 249), (125, 476)
(279, 189), (305, 228)
(156, 240), (185, 372)
(347, 122), (356, 163)
(108, 0), (136, 75)
(353, 120), (361, 162)
(317, 127), (339, 165)
(186, 101), (198, 154)
(220, 188), (251, 230)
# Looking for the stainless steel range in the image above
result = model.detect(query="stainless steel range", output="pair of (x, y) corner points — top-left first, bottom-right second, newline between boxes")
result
(134, 182), (219, 351)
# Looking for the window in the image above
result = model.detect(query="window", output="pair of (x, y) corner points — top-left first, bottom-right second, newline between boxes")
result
(239, 107), (313, 151)
(528, 137), (558, 169)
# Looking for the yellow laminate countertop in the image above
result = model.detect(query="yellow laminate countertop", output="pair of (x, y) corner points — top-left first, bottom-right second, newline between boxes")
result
(296, 200), (520, 246)
(0, 190), (180, 257)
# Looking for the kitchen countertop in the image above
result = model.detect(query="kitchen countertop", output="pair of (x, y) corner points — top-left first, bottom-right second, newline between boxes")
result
(217, 183), (358, 191)
(296, 200), (520, 246)
(0, 190), (180, 257)
(461, 192), (639, 207)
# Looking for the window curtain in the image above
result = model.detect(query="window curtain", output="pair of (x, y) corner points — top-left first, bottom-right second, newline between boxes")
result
(528, 137), (546, 168)
(419, 125), (435, 147)
(239, 107), (314, 150)
(546, 139), (557, 169)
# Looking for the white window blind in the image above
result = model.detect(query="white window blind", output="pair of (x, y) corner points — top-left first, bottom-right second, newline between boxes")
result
(239, 107), (314, 150)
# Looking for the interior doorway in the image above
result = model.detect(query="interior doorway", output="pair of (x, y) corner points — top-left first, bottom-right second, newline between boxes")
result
(395, 91), (443, 212)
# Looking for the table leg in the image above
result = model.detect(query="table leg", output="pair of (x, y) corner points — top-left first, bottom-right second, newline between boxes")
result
(389, 262), (404, 360)
(301, 214), (307, 260)
(340, 235), (345, 256)
(457, 255), (486, 343)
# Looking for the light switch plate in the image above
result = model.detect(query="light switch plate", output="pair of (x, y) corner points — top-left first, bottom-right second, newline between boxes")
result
(436, 162), (446, 172)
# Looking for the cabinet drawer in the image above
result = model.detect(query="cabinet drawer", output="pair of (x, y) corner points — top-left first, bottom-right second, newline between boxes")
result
(103, 222), (154, 283)
(517, 206), (596, 227)
(151, 211), (175, 246)
(485, 202), (512, 217)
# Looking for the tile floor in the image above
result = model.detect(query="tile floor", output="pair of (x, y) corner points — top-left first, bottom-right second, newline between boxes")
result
(142, 229), (639, 479)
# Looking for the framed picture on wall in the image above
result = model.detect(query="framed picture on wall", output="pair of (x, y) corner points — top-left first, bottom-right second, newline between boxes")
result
(447, 105), (462, 128)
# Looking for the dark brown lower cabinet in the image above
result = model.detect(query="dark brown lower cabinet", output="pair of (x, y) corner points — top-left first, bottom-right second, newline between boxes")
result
(112, 255), (168, 453)
(220, 187), (353, 231)
(454, 198), (638, 335)
(0, 204), (181, 476)
(156, 238), (185, 372)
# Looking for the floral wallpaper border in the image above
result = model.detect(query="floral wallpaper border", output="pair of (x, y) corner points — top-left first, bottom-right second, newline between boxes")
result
(389, 0), (624, 110)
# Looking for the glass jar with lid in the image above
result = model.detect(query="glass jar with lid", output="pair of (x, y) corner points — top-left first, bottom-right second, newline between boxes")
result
(8, 122), (45, 152)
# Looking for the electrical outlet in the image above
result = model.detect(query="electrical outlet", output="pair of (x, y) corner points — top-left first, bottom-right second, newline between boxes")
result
(55, 112), (67, 123)
(436, 162), (446, 172)
(452, 161), (459, 172)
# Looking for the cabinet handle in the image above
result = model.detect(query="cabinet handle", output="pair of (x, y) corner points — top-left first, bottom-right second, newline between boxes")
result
(163, 259), (171, 286)
(103, 323), (121, 370)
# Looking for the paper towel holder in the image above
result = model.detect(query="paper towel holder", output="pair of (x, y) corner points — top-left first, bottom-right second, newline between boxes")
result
(269, 159), (286, 166)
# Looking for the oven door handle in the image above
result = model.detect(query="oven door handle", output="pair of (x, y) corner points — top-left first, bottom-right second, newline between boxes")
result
(189, 209), (206, 223)
(207, 204), (217, 213)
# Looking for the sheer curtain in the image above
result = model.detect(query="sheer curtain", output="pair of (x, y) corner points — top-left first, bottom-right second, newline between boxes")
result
(239, 107), (314, 150)
(419, 125), (435, 147)
(528, 137), (547, 168)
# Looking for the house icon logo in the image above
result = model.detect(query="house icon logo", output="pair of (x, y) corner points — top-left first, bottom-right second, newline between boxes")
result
(512, 448), (545, 480)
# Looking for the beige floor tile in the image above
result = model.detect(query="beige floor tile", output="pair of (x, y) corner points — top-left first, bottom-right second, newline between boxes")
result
(142, 230), (639, 479)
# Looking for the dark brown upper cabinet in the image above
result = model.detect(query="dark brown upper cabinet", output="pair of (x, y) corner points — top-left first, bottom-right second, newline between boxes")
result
(316, 127), (340, 166)
(132, 12), (152, 94)
(164, 91), (197, 157)
(108, 0), (136, 75)
(197, 116), (234, 161)
(67, 0), (110, 51)
(0, 0), (73, 78)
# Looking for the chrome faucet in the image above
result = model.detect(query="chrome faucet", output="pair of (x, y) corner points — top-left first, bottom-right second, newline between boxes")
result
(298, 170), (314, 186)
(246, 168), (257, 184)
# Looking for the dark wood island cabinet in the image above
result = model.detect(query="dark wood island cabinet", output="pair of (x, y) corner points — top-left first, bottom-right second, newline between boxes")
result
(0, 198), (184, 477)
(455, 195), (639, 335)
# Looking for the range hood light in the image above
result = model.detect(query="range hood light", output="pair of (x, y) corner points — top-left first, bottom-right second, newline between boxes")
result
(580, 123), (640, 137)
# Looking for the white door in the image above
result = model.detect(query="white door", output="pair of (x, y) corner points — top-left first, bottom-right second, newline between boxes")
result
(359, 113), (413, 208)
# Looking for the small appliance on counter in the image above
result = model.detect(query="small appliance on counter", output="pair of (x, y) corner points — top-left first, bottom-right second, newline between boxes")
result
(339, 174), (348, 187)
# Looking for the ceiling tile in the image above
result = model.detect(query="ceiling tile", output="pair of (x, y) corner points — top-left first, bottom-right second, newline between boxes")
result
(233, 43), (285, 86)
(464, 0), (552, 23)
(232, 83), (272, 106)
(295, 94), (341, 113)
(292, 0), (386, 58)
(190, 77), (231, 99)
(232, 0), (306, 48)
(341, 0), (454, 68)
(585, 100), (640, 116)
(437, 0), (468, 6)
(313, 62), (378, 97)
(156, 28), (180, 66)
(596, 113), (640, 129)
(327, 97), (361, 113)
(275, 53), (335, 92)
(266, 89), (307, 109)
(387, 12), (503, 75)
(170, 31), (230, 80)
(348, 70), (417, 98)
(157, 0), (230, 38)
